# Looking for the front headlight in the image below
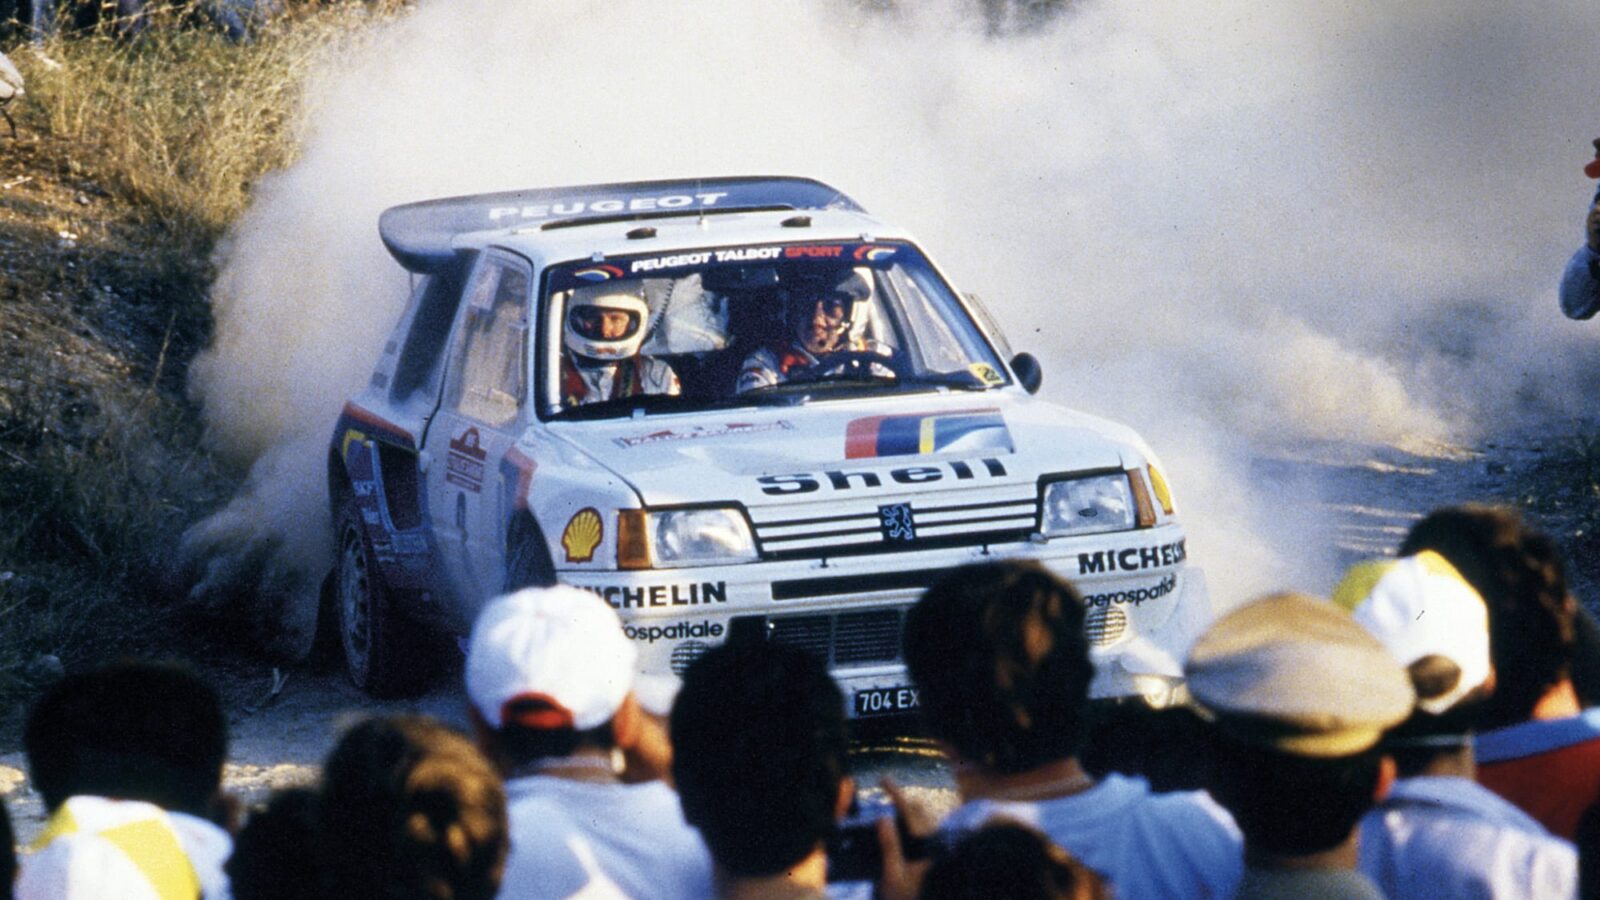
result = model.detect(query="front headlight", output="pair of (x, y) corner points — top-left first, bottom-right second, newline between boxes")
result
(619, 507), (758, 569)
(1041, 474), (1137, 537)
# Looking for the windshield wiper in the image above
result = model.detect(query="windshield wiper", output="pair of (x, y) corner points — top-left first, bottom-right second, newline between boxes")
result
(912, 371), (994, 391)
(726, 392), (811, 408)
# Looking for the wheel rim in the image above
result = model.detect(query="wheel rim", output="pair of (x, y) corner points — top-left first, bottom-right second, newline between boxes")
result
(338, 522), (373, 679)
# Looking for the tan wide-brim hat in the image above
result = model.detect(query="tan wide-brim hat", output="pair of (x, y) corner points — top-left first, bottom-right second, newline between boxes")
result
(1185, 592), (1416, 757)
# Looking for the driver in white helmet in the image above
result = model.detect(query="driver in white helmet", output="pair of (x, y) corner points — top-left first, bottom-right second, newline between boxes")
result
(736, 272), (892, 393)
(561, 284), (680, 407)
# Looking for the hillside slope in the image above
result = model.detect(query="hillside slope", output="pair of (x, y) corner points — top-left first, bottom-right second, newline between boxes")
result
(0, 124), (225, 706)
(0, 14), (382, 730)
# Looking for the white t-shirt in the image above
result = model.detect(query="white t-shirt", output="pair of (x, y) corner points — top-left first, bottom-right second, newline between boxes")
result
(499, 776), (713, 900)
(940, 773), (1243, 900)
(1359, 775), (1577, 899)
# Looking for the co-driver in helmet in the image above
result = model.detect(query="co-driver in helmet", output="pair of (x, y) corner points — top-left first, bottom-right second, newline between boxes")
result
(561, 284), (680, 407)
(736, 271), (893, 393)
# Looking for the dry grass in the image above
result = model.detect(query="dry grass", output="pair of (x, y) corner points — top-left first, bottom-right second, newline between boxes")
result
(0, 4), (401, 710)
(19, 4), (388, 241)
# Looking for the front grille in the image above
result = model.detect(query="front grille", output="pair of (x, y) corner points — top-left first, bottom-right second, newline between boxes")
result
(733, 608), (905, 667)
(735, 604), (1133, 663)
(750, 491), (1038, 561)
(771, 569), (953, 602)
(833, 610), (903, 663)
(767, 615), (833, 659)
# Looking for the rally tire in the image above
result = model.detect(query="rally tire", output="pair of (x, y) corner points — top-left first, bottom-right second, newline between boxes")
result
(306, 569), (343, 671)
(334, 490), (427, 697)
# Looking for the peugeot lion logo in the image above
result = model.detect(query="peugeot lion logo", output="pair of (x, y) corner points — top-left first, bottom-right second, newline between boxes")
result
(879, 503), (916, 543)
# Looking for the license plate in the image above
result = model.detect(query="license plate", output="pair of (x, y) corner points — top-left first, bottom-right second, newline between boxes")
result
(854, 685), (920, 717)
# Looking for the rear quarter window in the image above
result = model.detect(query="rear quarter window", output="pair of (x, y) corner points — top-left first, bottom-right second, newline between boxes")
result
(390, 255), (473, 402)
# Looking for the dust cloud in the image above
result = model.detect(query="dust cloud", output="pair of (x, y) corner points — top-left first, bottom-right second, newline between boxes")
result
(183, 0), (1600, 632)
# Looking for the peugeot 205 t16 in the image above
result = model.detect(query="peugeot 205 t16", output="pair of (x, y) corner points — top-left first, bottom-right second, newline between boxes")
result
(327, 176), (1210, 715)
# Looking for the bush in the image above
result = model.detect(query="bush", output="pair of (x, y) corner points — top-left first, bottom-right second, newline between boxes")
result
(17, 6), (381, 242)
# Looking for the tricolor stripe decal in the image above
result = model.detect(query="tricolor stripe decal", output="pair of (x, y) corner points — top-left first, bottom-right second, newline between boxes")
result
(845, 409), (1012, 459)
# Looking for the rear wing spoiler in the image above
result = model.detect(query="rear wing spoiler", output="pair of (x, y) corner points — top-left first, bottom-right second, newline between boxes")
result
(378, 176), (865, 274)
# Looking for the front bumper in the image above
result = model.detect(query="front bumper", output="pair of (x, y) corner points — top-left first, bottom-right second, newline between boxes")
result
(560, 524), (1210, 717)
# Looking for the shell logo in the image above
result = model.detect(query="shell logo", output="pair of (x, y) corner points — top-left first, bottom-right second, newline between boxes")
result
(561, 508), (604, 563)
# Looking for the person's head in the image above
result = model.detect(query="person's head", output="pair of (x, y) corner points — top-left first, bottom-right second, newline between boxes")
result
(788, 271), (869, 355)
(920, 821), (1107, 900)
(904, 561), (1094, 774)
(226, 787), (319, 900)
(794, 290), (858, 354)
(1333, 551), (1496, 775)
(1399, 504), (1576, 728)
(318, 715), (508, 900)
(564, 285), (649, 363)
(1185, 592), (1414, 858)
(1208, 737), (1389, 857)
(671, 640), (849, 879)
(23, 660), (226, 817)
(465, 586), (641, 768)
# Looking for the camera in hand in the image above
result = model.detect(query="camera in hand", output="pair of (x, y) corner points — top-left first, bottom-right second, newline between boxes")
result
(825, 793), (932, 883)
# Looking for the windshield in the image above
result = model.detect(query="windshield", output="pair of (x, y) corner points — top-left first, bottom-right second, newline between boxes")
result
(539, 240), (1008, 419)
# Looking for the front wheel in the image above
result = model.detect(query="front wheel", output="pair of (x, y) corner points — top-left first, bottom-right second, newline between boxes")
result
(334, 491), (426, 696)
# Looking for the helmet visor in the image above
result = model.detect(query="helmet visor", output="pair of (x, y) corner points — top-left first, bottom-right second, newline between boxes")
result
(815, 292), (853, 321)
(570, 305), (641, 342)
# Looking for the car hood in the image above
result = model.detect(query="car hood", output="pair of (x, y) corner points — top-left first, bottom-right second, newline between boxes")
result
(548, 391), (1144, 508)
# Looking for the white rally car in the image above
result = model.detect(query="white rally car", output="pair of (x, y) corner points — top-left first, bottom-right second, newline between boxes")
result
(327, 176), (1210, 714)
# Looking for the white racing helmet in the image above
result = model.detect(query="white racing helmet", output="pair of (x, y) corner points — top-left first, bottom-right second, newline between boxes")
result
(564, 285), (650, 361)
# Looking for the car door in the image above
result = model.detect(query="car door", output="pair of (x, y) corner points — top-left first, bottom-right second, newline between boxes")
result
(423, 250), (531, 609)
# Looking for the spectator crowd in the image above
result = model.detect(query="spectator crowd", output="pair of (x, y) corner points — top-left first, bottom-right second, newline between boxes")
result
(2, 502), (1598, 898)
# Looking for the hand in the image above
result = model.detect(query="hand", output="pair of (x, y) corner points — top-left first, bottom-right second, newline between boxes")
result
(875, 778), (937, 900)
(789, 350), (901, 384)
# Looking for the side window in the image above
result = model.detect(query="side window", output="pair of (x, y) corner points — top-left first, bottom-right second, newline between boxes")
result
(960, 290), (1014, 361)
(443, 256), (530, 428)
(882, 264), (999, 377)
(390, 258), (471, 403)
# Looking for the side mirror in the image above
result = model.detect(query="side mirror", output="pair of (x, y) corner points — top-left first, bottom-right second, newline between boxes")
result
(1010, 352), (1042, 394)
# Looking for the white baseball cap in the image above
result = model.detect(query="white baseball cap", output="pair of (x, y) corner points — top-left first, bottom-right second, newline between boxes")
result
(465, 586), (637, 730)
(1332, 550), (1492, 716)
